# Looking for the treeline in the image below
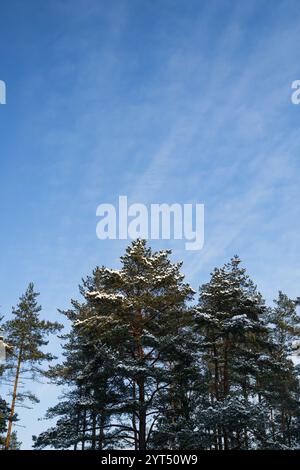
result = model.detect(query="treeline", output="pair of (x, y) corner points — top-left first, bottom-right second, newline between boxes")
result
(1, 240), (300, 450)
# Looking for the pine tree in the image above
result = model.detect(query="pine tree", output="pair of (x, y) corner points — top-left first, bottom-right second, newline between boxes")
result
(261, 292), (300, 448)
(36, 240), (195, 450)
(194, 256), (273, 449)
(83, 240), (195, 449)
(3, 283), (62, 450)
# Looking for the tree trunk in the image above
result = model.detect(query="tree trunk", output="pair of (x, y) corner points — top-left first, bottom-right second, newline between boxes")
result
(5, 348), (22, 450)
(138, 378), (146, 450)
(217, 425), (223, 450)
(98, 411), (105, 450)
(281, 408), (286, 443)
(91, 411), (97, 450)
(286, 414), (291, 447)
(132, 382), (138, 450)
(223, 340), (229, 396)
(134, 308), (146, 450)
(223, 426), (229, 450)
(244, 427), (249, 449)
(214, 425), (219, 450)
(74, 410), (81, 450)
(213, 343), (219, 400)
(82, 409), (87, 450)
(270, 408), (275, 441)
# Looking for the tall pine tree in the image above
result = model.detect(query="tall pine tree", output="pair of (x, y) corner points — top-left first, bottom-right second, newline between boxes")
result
(36, 240), (195, 450)
(3, 283), (62, 450)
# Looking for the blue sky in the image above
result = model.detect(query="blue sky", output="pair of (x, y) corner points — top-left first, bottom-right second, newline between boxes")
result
(1, 0), (300, 449)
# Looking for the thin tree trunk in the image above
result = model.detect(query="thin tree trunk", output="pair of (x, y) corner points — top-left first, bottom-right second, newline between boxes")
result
(244, 427), (249, 449)
(82, 409), (87, 450)
(91, 411), (97, 450)
(132, 382), (138, 450)
(287, 414), (291, 447)
(214, 425), (219, 450)
(222, 341), (230, 449)
(74, 410), (81, 451)
(270, 408), (275, 441)
(217, 425), (223, 450)
(98, 411), (105, 450)
(236, 430), (241, 449)
(138, 378), (146, 450)
(213, 343), (219, 400)
(281, 408), (286, 443)
(223, 426), (229, 450)
(223, 340), (229, 396)
(5, 348), (22, 450)
(134, 308), (146, 450)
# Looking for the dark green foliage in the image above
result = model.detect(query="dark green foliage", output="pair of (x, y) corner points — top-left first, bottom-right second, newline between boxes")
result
(33, 242), (300, 450)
